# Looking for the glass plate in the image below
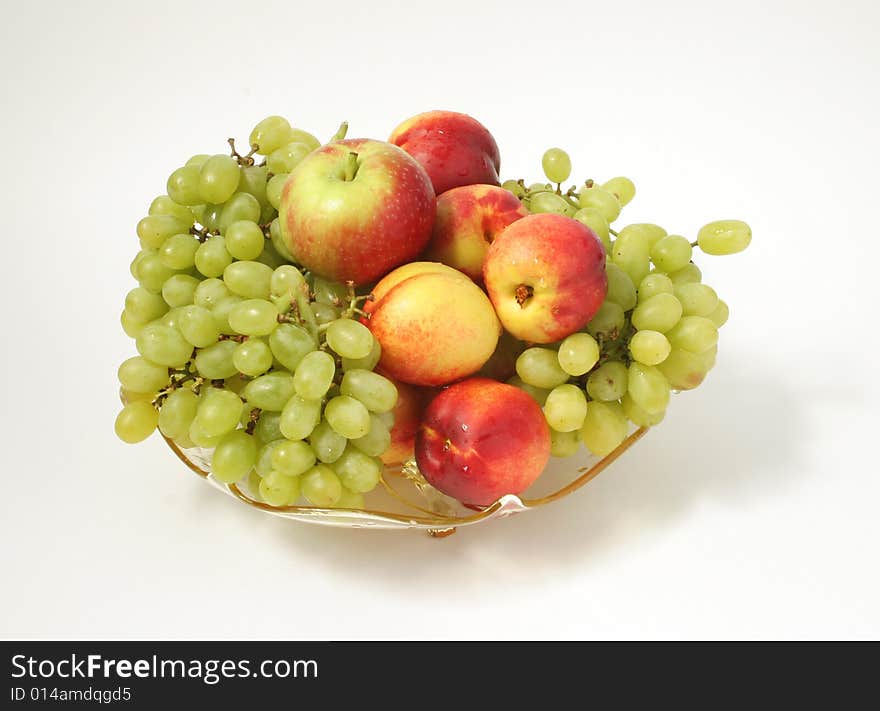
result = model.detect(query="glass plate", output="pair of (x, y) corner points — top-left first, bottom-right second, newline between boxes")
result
(164, 426), (648, 536)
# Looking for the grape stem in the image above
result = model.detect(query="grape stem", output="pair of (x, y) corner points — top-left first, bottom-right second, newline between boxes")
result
(190, 225), (215, 243)
(228, 138), (258, 166)
(609, 228), (619, 237)
(690, 240), (699, 247)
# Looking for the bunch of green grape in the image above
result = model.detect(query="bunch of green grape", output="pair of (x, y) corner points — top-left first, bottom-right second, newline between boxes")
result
(115, 116), (396, 510)
(502, 148), (751, 459)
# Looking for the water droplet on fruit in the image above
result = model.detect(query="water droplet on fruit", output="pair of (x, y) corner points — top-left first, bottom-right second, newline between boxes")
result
(461, 423), (469, 432)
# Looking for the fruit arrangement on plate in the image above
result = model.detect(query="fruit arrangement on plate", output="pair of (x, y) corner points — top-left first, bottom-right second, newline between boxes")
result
(115, 110), (751, 533)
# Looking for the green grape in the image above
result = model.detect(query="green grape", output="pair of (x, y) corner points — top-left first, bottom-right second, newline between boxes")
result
(210, 295), (242, 334)
(578, 187), (620, 223)
(374, 409), (394, 431)
(529, 191), (574, 216)
(310, 419), (348, 463)
(312, 303), (339, 325)
(136, 324), (192, 367)
(137, 254), (176, 293)
(543, 384), (588, 432)
(675, 283), (718, 317)
(293, 350), (336, 400)
(149, 195), (196, 224)
(194, 235), (233, 278)
(579, 401), (628, 457)
(166, 165), (202, 206)
(242, 371), (296, 411)
(159, 233), (200, 270)
(650, 235), (692, 273)
(115, 401), (159, 443)
(280, 395), (321, 440)
(254, 411), (284, 444)
(611, 231), (650, 284)
(200, 203), (223, 231)
(325, 395), (371, 438)
(238, 165), (270, 206)
(629, 330), (671, 365)
(224, 220), (265, 261)
(351, 414), (391, 457)
(196, 389), (244, 437)
(334, 488), (364, 509)
(586, 361), (628, 401)
(233, 338), (273, 376)
(326, 319), (373, 359)
(186, 154), (211, 169)
(173, 432), (196, 449)
(617, 223), (667, 250)
(194, 340), (237, 379)
(666, 316), (718, 353)
(501, 179), (526, 198)
(586, 301), (626, 340)
(312, 276), (348, 306)
(269, 323), (316, 371)
(125, 287), (168, 323)
(621, 393), (665, 427)
(628, 363), (671, 414)
(211, 430), (257, 483)
(157, 388), (199, 439)
(194, 278), (229, 309)
(255, 241), (285, 269)
(198, 155), (240, 204)
(341, 338), (381, 372)
(668, 263), (702, 286)
(658, 346), (717, 390)
(247, 469), (262, 496)
(516, 348), (570, 389)
(271, 439), (316, 476)
(121, 388), (154, 404)
(266, 173), (289, 210)
(527, 182), (552, 193)
(631, 293), (682, 332)
(130, 249), (151, 280)
(333, 449), (381, 493)
(161, 274), (200, 308)
(268, 141), (312, 174)
(550, 428), (581, 458)
(188, 417), (223, 448)
(301, 464), (343, 506)
(572, 208), (612, 253)
(339, 370), (398, 413)
(160, 307), (185, 331)
(708, 299), (729, 328)
(118, 356), (168, 393)
(250, 116), (293, 155)
(637, 273), (674, 302)
(228, 299), (279, 337)
(288, 128), (320, 152)
(557, 332), (600, 376)
(269, 218), (294, 262)
(506, 376), (550, 406)
(259, 470), (299, 506)
(255, 440), (283, 476)
(270, 264), (307, 299)
(605, 263), (637, 310)
(218, 192), (261, 232)
(697, 220), (751, 255)
(223, 260), (273, 299)
(178, 305), (221, 348)
(601, 177), (636, 206)
(137, 215), (190, 249)
(121, 310), (144, 338)
(542, 148), (572, 184)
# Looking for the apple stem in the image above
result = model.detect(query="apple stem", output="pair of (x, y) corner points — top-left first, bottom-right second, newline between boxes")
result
(343, 151), (359, 181)
(515, 284), (534, 307)
(330, 121), (349, 143)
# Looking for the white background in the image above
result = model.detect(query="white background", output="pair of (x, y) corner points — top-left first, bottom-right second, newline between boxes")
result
(1, 0), (878, 640)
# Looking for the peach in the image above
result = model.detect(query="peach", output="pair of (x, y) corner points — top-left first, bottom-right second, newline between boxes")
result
(366, 266), (501, 387)
(426, 185), (528, 281)
(362, 261), (468, 319)
(389, 111), (501, 195)
(483, 213), (608, 344)
(379, 377), (434, 465)
(415, 378), (551, 506)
